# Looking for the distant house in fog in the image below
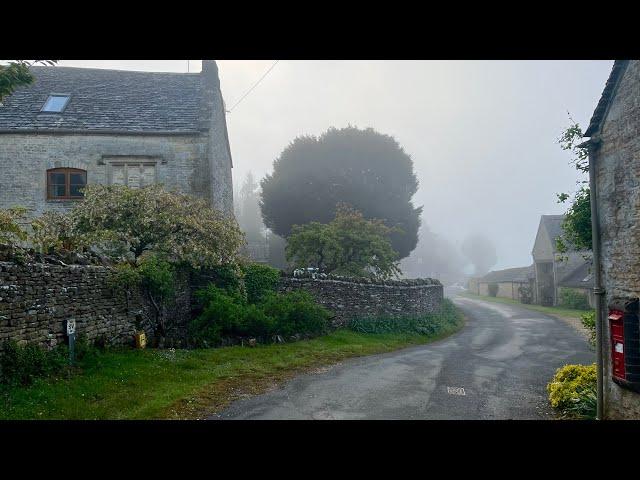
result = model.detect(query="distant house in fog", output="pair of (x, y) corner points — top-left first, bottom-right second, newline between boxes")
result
(470, 265), (534, 301)
(531, 215), (593, 307)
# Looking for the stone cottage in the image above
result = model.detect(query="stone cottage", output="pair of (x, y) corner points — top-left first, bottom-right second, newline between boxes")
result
(583, 60), (640, 419)
(531, 214), (593, 306)
(471, 265), (535, 301)
(0, 60), (233, 217)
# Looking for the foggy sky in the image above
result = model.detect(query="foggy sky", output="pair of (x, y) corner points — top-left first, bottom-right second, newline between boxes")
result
(54, 60), (613, 270)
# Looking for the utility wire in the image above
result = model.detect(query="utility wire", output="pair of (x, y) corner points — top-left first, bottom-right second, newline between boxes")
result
(226, 60), (279, 113)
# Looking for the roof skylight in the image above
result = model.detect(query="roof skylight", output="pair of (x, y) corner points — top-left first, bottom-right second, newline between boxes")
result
(41, 94), (70, 113)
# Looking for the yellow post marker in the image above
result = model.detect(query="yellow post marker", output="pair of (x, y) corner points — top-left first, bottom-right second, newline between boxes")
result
(135, 331), (147, 349)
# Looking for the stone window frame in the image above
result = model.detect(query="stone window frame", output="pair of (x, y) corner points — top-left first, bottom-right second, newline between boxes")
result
(46, 167), (87, 201)
(100, 155), (165, 187)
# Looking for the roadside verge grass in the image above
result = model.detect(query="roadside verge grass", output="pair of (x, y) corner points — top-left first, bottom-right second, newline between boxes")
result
(459, 292), (592, 320)
(0, 303), (464, 420)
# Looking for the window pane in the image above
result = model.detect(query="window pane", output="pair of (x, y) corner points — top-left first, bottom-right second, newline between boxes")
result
(49, 172), (66, 185)
(69, 184), (85, 197)
(42, 95), (69, 112)
(70, 173), (86, 185)
(48, 184), (66, 198)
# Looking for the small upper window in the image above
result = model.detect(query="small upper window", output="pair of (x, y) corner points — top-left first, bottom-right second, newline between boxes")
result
(41, 95), (70, 113)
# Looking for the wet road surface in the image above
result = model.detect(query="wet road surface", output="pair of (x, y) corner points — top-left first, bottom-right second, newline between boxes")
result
(211, 296), (594, 420)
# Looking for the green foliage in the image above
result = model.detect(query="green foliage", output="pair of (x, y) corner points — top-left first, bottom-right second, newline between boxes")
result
(190, 285), (247, 345)
(558, 287), (591, 311)
(0, 60), (57, 102)
(260, 291), (330, 337)
(547, 363), (596, 419)
(0, 207), (28, 248)
(70, 184), (245, 268)
(556, 187), (592, 253)
(241, 263), (280, 304)
(518, 284), (533, 304)
(31, 210), (84, 254)
(137, 253), (176, 302)
(556, 118), (592, 254)
(581, 311), (596, 346)
(108, 262), (142, 291)
(286, 204), (402, 279)
(189, 285), (330, 346)
(260, 126), (422, 259)
(0, 341), (67, 386)
(347, 299), (462, 335)
(487, 283), (499, 297)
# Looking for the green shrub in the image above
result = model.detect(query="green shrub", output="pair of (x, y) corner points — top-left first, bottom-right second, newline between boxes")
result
(0, 341), (68, 386)
(190, 285), (246, 345)
(261, 291), (330, 337)
(137, 253), (176, 302)
(518, 284), (533, 304)
(488, 283), (498, 297)
(347, 299), (463, 335)
(558, 287), (591, 310)
(189, 285), (330, 345)
(241, 263), (280, 304)
(581, 311), (596, 346)
(547, 363), (596, 419)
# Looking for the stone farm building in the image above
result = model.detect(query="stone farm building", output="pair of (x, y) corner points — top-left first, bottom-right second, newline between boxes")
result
(469, 214), (594, 307)
(583, 60), (640, 419)
(531, 214), (594, 307)
(469, 265), (534, 301)
(0, 60), (233, 216)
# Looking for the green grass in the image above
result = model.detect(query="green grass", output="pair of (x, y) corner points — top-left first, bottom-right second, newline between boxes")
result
(0, 320), (464, 420)
(460, 292), (593, 320)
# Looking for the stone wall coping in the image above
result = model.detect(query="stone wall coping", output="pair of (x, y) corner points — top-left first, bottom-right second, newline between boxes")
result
(282, 274), (442, 288)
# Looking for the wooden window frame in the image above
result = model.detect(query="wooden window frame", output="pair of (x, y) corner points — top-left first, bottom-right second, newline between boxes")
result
(46, 168), (87, 201)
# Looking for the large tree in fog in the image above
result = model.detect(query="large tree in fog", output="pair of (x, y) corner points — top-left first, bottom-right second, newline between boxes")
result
(260, 126), (422, 258)
(235, 171), (264, 243)
(400, 224), (465, 283)
(461, 233), (497, 277)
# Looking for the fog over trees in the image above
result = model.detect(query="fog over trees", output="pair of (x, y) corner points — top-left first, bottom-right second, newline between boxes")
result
(461, 233), (498, 277)
(55, 60), (614, 272)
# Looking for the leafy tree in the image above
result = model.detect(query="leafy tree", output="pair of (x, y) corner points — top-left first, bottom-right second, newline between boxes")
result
(0, 207), (28, 249)
(67, 184), (245, 268)
(556, 117), (592, 253)
(0, 60), (57, 102)
(461, 233), (497, 277)
(286, 204), (401, 279)
(260, 126), (422, 259)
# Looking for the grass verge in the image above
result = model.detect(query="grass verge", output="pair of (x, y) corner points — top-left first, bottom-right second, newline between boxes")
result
(0, 307), (464, 420)
(459, 292), (592, 320)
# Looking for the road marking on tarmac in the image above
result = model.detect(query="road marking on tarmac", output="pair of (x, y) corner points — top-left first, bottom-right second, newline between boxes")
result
(447, 386), (466, 396)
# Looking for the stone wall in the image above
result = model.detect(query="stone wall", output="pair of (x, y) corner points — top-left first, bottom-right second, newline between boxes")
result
(0, 133), (211, 219)
(277, 275), (443, 326)
(0, 261), (191, 351)
(594, 60), (640, 419)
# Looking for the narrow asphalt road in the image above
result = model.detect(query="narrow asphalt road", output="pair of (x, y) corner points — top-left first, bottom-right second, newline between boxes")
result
(211, 295), (594, 420)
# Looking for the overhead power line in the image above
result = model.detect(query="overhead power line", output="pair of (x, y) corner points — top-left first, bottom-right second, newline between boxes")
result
(226, 60), (280, 113)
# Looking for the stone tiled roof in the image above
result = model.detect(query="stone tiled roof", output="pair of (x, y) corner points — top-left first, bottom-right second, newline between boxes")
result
(585, 60), (630, 137)
(0, 66), (203, 133)
(480, 265), (534, 283)
(558, 261), (594, 289)
(541, 215), (564, 245)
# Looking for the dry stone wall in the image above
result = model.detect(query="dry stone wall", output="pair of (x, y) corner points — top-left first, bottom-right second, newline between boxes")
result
(278, 275), (443, 326)
(0, 260), (191, 351)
